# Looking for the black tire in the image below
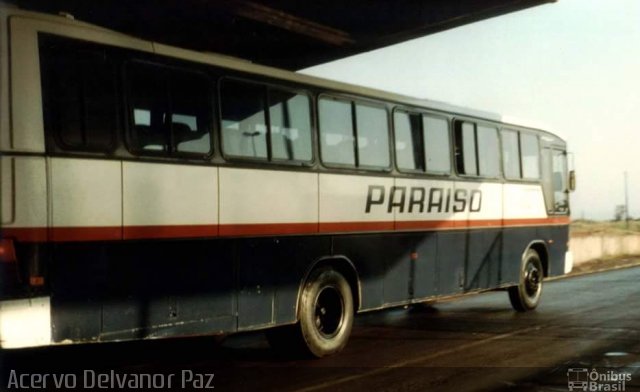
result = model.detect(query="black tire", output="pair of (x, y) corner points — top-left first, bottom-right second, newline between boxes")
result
(508, 249), (543, 312)
(296, 267), (354, 358)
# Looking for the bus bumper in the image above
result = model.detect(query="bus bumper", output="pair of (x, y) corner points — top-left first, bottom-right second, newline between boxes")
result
(0, 296), (51, 349)
(564, 251), (574, 275)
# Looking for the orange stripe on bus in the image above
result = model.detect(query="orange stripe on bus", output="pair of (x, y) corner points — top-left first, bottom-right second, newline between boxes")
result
(220, 223), (318, 237)
(503, 217), (570, 226)
(395, 220), (458, 230)
(51, 227), (122, 242)
(0, 227), (48, 242)
(319, 221), (395, 233)
(0, 217), (569, 242)
(124, 225), (219, 240)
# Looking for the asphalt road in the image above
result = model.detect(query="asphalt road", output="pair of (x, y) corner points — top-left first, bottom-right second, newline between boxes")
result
(2, 266), (640, 392)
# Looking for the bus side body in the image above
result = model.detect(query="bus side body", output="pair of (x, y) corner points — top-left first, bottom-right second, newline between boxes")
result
(0, 9), (572, 349)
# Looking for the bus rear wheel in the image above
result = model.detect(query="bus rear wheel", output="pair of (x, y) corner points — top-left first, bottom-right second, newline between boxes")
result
(296, 267), (354, 358)
(508, 249), (543, 312)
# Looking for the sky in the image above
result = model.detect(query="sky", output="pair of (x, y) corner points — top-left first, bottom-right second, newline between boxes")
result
(301, 0), (640, 221)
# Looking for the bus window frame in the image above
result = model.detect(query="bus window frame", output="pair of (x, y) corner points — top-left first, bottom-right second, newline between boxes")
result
(518, 130), (542, 181)
(476, 123), (501, 179)
(267, 86), (316, 166)
(392, 106), (452, 177)
(549, 147), (570, 215)
(218, 77), (270, 162)
(392, 107), (425, 175)
(499, 127), (543, 184)
(452, 117), (503, 180)
(422, 112), (452, 176)
(39, 33), (121, 156)
(124, 59), (215, 160)
(317, 93), (392, 173)
(500, 127), (522, 180)
(218, 76), (316, 167)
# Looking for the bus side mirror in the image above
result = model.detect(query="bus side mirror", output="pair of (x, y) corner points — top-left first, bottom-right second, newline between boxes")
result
(569, 170), (576, 191)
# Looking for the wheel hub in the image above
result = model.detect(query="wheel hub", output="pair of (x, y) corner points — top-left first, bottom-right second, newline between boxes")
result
(314, 287), (344, 338)
(524, 263), (541, 296)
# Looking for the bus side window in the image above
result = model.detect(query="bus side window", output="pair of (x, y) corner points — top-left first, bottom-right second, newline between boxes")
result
(171, 73), (212, 155)
(501, 129), (521, 179)
(127, 62), (211, 156)
(541, 147), (569, 213)
(455, 121), (500, 178)
(394, 110), (424, 172)
(220, 80), (314, 163)
(552, 150), (569, 212)
(394, 111), (449, 174)
(477, 125), (500, 177)
(39, 37), (117, 152)
(501, 130), (540, 181)
(521, 133), (540, 179)
(268, 89), (313, 163)
(423, 115), (450, 174)
(319, 97), (389, 170)
(128, 65), (170, 152)
(220, 79), (268, 159)
(455, 121), (477, 176)
(319, 98), (356, 167)
(356, 103), (389, 169)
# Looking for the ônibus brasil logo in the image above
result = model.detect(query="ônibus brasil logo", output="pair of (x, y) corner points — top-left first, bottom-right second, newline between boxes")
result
(567, 368), (631, 391)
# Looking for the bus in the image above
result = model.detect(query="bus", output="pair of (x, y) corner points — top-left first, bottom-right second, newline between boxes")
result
(0, 4), (574, 357)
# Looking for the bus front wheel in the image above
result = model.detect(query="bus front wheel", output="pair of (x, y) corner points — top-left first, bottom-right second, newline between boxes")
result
(297, 267), (354, 357)
(508, 249), (543, 312)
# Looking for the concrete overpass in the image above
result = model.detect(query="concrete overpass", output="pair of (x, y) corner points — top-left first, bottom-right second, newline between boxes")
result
(14, 0), (555, 69)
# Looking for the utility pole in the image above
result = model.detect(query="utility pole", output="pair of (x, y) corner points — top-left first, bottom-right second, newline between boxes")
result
(625, 171), (629, 229)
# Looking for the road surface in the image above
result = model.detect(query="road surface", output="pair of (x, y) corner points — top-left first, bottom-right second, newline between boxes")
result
(2, 266), (640, 391)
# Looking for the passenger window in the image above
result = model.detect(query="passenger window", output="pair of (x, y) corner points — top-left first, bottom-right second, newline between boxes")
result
(455, 121), (500, 177)
(394, 111), (449, 174)
(521, 133), (540, 179)
(319, 97), (390, 169)
(39, 36), (117, 151)
(127, 62), (211, 155)
(477, 125), (500, 177)
(268, 90), (312, 162)
(220, 81), (313, 163)
(128, 64), (169, 152)
(221, 80), (268, 159)
(423, 116), (450, 174)
(171, 74), (212, 155)
(543, 148), (569, 213)
(394, 111), (424, 171)
(455, 121), (477, 175)
(501, 129), (521, 179)
(552, 150), (569, 212)
(319, 98), (356, 166)
(356, 104), (389, 168)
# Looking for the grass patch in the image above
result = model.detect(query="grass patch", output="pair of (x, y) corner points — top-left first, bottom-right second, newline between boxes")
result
(571, 219), (640, 236)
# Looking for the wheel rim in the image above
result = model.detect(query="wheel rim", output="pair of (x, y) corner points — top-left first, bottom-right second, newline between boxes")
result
(314, 286), (344, 339)
(523, 260), (541, 298)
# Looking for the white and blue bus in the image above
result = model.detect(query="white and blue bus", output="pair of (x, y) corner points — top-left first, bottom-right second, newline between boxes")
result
(0, 5), (574, 356)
